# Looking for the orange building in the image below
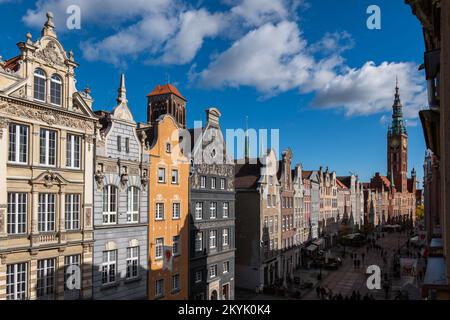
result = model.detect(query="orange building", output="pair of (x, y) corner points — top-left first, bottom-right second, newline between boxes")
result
(139, 84), (190, 300)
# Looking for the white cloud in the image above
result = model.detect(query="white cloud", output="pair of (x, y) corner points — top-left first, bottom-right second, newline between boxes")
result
(160, 9), (226, 65)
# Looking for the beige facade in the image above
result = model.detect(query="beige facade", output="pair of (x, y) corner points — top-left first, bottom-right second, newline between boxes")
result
(0, 13), (97, 299)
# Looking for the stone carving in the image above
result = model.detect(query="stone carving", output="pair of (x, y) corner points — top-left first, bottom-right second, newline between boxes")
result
(0, 117), (9, 139)
(34, 41), (65, 67)
(94, 170), (105, 190)
(0, 102), (94, 131)
(85, 208), (92, 227)
(43, 172), (59, 188)
(104, 164), (117, 174)
(128, 167), (140, 175)
(85, 134), (94, 151)
(0, 209), (4, 232)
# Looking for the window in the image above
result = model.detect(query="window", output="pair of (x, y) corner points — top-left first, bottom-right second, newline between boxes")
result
(66, 134), (81, 169)
(173, 235), (180, 256)
(171, 170), (179, 184)
(155, 279), (164, 297)
(195, 232), (203, 252)
(127, 187), (139, 223)
(64, 255), (80, 299)
(267, 195), (272, 207)
(65, 194), (80, 230)
(155, 203), (164, 220)
(7, 193), (27, 235)
(223, 228), (229, 246)
(158, 168), (166, 183)
(166, 143), (171, 153)
(38, 193), (55, 232)
(172, 202), (180, 219)
(209, 264), (217, 278)
(102, 185), (117, 224)
(6, 263), (27, 300)
(223, 261), (230, 274)
(50, 74), (62, 106)
(8, 123), (28, 164)
(125, 137), (130, 153)
(200, 176), (206, 188)
(272, 195), (276, 207)
(101, 250), (117, 285)
(155, 238), (164, 260)
(172, 274), (180, 292)
(126, 247), (139, 279)
(195, 202), (203, 220)
(209, 230), (217, 249)
(34, 68), (46, 102)
(211, 178), (216, 189)
(117, 136), (122, 152)
(210, 202), (217, 219)
(194, 270), (203, 283)
(223, 202), (229, 218)
(39, 129), (56, 166)
(37, 258), (56, 299)
(220, 178), (226, 190)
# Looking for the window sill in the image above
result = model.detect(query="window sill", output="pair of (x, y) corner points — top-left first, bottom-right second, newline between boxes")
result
(100, 282), (119, 291)
(124, 276), (142, 284)
(171, 289), (181, 295)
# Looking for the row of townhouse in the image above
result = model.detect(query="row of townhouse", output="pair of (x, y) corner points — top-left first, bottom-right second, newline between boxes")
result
(233, 148), (364, 291)
(0, 13), (235, 300)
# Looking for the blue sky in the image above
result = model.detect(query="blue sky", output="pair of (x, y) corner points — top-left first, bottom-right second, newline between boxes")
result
(0, 0), (427, 183)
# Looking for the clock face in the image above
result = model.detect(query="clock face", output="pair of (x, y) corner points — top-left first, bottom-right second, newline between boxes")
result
(391, 138), (399, 148)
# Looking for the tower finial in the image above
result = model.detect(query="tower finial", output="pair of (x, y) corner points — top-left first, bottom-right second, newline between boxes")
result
(117, 73), (127, 104)
(42, 12), (57, 37)
(244, 116), (249, 160)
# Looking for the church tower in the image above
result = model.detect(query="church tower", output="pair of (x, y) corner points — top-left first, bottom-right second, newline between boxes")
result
(147, 83), (186, 128)
(387, 79), (408, 192)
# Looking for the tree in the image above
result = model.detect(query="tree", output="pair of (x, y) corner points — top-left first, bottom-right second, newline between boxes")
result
(416, 205), (424, 220)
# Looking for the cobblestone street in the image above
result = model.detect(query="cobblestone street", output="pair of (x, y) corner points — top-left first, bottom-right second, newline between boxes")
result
(301, 230), (422, 300)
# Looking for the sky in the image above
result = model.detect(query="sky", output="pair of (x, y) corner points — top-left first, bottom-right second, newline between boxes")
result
(0, 0), (427, 184)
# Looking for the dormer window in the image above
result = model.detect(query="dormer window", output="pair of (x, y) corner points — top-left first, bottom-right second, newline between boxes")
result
(50, 74), (62, 106)
(34, 68), (46, 102)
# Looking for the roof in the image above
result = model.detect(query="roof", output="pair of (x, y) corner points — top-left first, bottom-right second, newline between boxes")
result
(336, 179), (347, 189)
(302, 170), (313, 179)
(235, 161), (263, 189)
(2, 55), (20, 72)
(147, 84), (185, 100)
(337, 176), (352, 189)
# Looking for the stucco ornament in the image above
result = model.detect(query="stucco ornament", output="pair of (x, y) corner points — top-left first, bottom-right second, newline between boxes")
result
(34, 41), (65, 67)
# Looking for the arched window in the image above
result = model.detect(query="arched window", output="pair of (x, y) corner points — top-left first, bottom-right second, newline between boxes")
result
(34, 68), (46, 102)
(50, 74), (62, 106)
(102, 185), (117, 224)
(127, 186), (140, 223)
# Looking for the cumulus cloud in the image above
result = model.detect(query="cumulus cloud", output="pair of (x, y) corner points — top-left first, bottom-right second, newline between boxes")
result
(22, 0), (427, 120)
(160, 9), (227, 65)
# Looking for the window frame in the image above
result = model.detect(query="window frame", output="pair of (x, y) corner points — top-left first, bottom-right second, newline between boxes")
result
(39, 128), (57, 167)
(172, 235), (180, 256)
(37, 258), (56, 299)
(126, 247), (139, 280)
(102, 185), (117, 225)
(66, 133), (81, 169)
(50, 74), (62, 106)
(195, 202), (203, 220)
(34, 68), (47, 102)
(8, 123), (29, 165)
(155, 238), (164, 260)
(127, 186), (140, 223)
(7, 192), (27, 235)
(6, 263), (27, 300)
(158, 168), (166, 183)
(38, 193), (55, 232)
(155, 202), (164, 220)
(101, 250), (117, 285)
(209, 230), (217, 249)
(65, 194), (80, 231)
(172, 202), (180, 220)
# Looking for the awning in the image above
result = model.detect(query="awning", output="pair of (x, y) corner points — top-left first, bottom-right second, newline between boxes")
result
(306, 244), (318, 252)
(423, 257), (447, 286)
(313, 238), (324, 246)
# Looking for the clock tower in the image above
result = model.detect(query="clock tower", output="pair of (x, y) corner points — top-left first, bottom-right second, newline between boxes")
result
(387, 80), (408, 192)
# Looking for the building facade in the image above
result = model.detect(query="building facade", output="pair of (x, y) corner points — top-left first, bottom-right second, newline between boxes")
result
(234, 150), (281, 291)
(139, 84), (190, 300)
(189, 108), (235, 300)
(318, 168), (338, 247)
(406, 0), (450, 298)
(0, 13), (97, 300)
(292, 164), (304, 249)
(92, 75), (148, 299)
(363, 83), (416, 228)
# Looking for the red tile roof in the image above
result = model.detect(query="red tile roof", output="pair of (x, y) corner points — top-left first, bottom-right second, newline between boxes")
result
(147, 84), (185, 100)
(336, 179), (347, 189)
(302, 170), (313, 179)
(3, 56), (20, 72)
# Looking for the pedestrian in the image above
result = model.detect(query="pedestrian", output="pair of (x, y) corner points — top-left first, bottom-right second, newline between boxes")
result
(362, 253), (365, 263)
(316, 286), (321, 298)
(321, 287), (326, 300)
